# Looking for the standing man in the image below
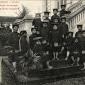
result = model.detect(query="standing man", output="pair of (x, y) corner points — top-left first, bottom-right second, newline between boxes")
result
(51, 9), (60, 24)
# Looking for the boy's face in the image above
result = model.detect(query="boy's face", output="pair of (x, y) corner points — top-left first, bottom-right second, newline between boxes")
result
(75, 39), (78, 43)
(61, 19), (66, 23)
(53, 25), (58, 30)
(13, 26), (18, 32)
(44, 14), (49, 18)
(53, 10), (58, 15)
(36, 14), (41, 18)
(77, 27), (82, 31)
(37, 31), (40, 34)
(68, 33), (72, 37)
(32, 29), (36, 34)
(42, 40), (47, 44)
(61, 6), (66, 10)
(54, 19), (58, 23)
(43, 23), (48, 27)
(54, 42), (58, 47)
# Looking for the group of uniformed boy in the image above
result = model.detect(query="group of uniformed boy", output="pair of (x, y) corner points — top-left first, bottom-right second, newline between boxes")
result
(29, 4), (85, 70)
(7, 5), (85, 72)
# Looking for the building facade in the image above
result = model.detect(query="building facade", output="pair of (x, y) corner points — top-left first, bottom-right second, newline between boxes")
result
(67, 0), (85, 33)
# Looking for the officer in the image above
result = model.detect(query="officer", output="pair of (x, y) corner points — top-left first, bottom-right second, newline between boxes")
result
(32, 13), (42, 31)
(60, 4), (71, 17)
(60, 17), (69, 39)
(51, 8), (60, 24)
(8, 23), (20, 51)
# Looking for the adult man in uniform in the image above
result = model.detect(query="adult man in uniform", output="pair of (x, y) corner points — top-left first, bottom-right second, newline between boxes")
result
(60, 5), (71, 17)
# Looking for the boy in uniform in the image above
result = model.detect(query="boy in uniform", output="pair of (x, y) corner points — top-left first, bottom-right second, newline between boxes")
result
(32, 13), (42, 31)
(60, 4), (71, 17)
(51, 9), (60, 24)
(60, 17), (69, 39)
(40, 20), (49, 41)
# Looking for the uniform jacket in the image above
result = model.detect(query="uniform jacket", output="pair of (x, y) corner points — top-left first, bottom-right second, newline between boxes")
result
(8, 32), (20, 50)
(60, 22), (68, 37)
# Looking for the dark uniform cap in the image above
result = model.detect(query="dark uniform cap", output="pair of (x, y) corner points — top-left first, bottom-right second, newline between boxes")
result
(77, 24), (82, 28)
(13, 23), (19, 28)
(61, 4), (66, 7)
(53, 8), (58, 11)
(44, 11), (50, 15)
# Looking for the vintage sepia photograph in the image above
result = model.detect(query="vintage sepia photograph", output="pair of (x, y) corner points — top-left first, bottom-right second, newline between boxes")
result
(1, 0), (85, 85)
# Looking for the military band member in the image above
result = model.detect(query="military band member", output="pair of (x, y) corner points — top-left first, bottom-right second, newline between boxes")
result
(60, 4), (71, 17)
(51, 9), (60, 24)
